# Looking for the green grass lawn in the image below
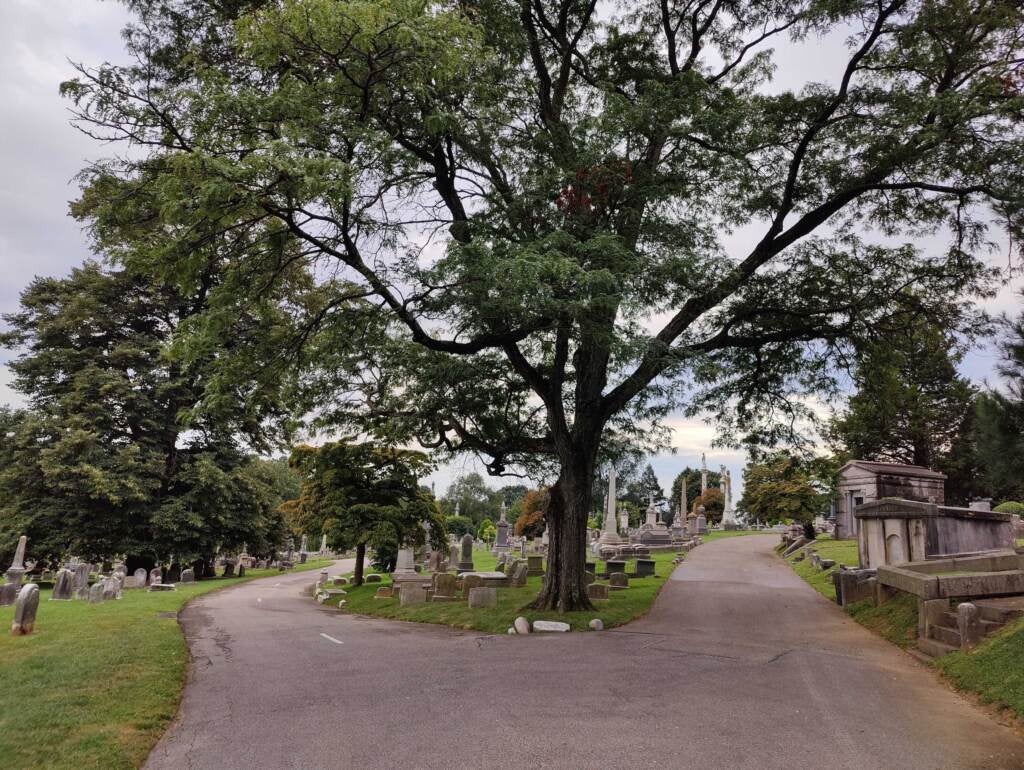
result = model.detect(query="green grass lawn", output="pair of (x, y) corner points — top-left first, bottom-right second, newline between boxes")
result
(337, 532), (758, 634)
(937, 617), (1024, 718)
(786, 536), (860, 602)
(0, 558), (330, 770)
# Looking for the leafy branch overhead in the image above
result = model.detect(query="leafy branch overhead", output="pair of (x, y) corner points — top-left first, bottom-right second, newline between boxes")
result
(63, 0), (1024, 610)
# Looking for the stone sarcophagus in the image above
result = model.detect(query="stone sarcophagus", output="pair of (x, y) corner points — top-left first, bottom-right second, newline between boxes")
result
(855, 498), (1014, 569)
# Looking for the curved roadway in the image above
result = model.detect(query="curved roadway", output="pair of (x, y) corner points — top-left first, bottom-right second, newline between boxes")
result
(145, 535), (1024, 769)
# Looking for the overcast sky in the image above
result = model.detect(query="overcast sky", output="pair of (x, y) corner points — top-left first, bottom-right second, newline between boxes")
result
(1, 1), (1020, 501)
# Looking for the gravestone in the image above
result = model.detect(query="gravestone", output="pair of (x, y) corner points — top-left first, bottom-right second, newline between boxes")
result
(508, 562), (529, 588)
(604, 559), (626, 577)
(373, 586), (394, 599)
(462, 574), (484, 598)
(365, 574), (382, 584)
(1, 535), (28, 606)
(431, 573), (458, 602)
(609, 572), (629, 590)
(526, 555), (544, 577)
(133, 568), (148, 587)
(52, 568), (74, 600)
(222, 561), (236, 578)
(468, 586), (497, 609)
(696, 513), (708, 535)
(11, 583), (40, 636)
(300, 534), (308, 553)
(149, 567), (163, 586)
(299, 552), (308, 564)
(399, 583), (427, 605)
(102, 576), (121, 600)
(494, 504), (510, 554)
(587, 583), (609, 600)
(180, 568), (196, 584)
(88, 582), (105, 604)
(449, 544), (460, 570)
(237, 563), (245, 577)
(635, 559), (656, 578)
(72, 562), (91, 599)
(457, 533), (475, 572)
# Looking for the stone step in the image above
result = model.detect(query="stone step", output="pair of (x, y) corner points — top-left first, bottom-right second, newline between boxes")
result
(973, 599), (1024, 624)
(929, 624), (962, 648)
(917, 637), (958, 659)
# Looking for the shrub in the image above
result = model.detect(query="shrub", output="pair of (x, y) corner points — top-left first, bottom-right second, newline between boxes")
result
(994, 501), (1024, 516)
(445, 515), (474, 537)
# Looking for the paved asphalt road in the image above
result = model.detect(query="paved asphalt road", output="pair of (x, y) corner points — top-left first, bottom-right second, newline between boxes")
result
(145, 536), (1024, 770)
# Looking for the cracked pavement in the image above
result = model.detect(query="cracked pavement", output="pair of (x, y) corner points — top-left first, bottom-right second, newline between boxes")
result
(144, 536), (1024, 770)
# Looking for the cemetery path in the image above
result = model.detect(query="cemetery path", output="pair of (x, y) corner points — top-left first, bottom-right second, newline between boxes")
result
(145, 536), (1024, 770)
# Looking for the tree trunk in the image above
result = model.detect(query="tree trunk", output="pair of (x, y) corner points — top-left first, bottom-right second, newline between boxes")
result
(528, 462), (596, 612)
(353, 542), (365, 587)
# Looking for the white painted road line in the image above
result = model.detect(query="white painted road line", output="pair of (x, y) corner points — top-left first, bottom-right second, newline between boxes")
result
(320, 633), (344, 645)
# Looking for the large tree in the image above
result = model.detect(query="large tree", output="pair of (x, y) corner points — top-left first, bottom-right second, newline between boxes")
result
(828, 317), (981, 501)
(0, 264), (290, 567)
(282, 441), (444, 584)
(738, 451), (832, 524)
(65, 0), (1023, 609)
(975, 298), (1024, 501)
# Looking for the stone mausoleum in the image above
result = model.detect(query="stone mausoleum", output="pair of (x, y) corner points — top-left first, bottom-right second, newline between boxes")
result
(834, 460), (946, 540)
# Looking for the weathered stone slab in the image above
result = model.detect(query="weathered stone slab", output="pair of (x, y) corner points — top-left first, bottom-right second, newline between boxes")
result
(149, 567), (163, 586)
(133, 567), (148, 587)
(514, 616), (531, 634)
(364, 574), (382, 583)
(148, 583), (176, 592)
(467, 586), (497, 608)
(88, 582), (104, 603)
(11, 583), (40, 636)
(533, 620), (570, 632)
(399, 583), (427, 605)
(373, 586), (394, 599)
(609, 572), (629, 590)
(180, 568), (196, 584)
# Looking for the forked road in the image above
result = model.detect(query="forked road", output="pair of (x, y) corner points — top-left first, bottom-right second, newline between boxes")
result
(146, 536), (1024, 770)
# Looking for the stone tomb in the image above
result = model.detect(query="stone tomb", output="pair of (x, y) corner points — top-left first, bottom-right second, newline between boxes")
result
(11, 583), (40, 636)
(856, 498), (1014, 569)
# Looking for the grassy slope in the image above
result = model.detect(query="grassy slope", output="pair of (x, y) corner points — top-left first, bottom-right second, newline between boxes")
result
(0, 559), (330, 770)
(937, 618), (1024, 717)
(339, 530), (754, 635)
